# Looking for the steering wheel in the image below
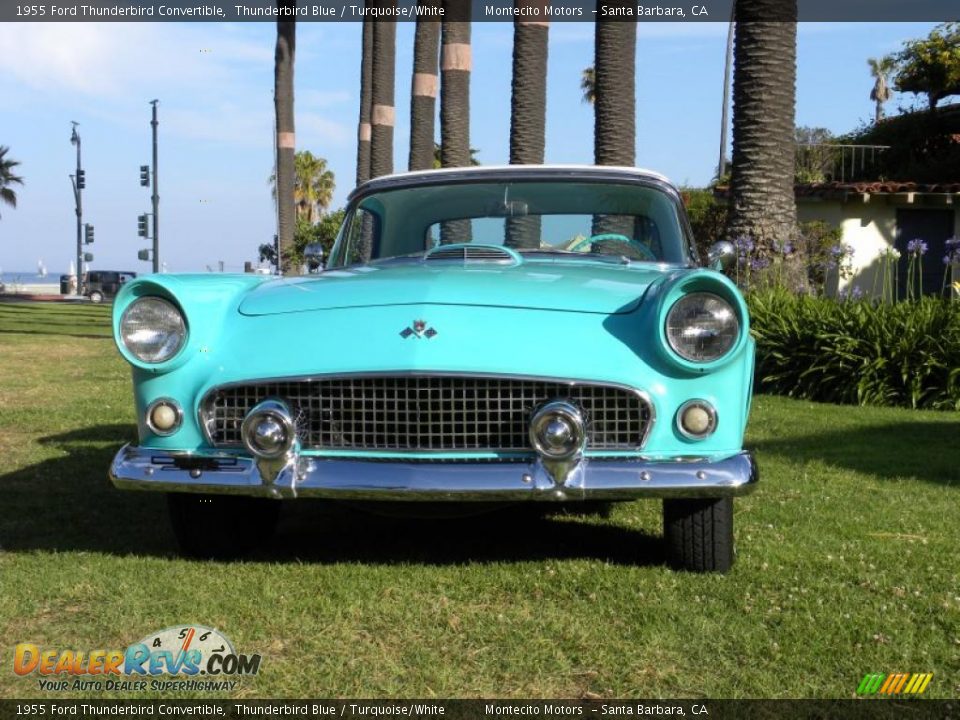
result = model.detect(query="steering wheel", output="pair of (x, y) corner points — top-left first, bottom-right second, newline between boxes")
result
(570, 233), (657, 261)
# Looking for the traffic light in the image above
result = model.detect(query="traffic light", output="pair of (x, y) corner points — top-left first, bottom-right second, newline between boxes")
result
(140, 165), (150, 187)
(84, 224), (94, 244)
(76, 169), (86, 189)
(137, 249), (151, 261)
(83, 252), (94, 262)
(138, 214), (149, 238)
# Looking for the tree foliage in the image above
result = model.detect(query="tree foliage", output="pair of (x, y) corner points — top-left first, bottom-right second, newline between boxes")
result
(0, 146), (24, 219)
(259, 209), (346, 270)
(892, 22), (960, 110)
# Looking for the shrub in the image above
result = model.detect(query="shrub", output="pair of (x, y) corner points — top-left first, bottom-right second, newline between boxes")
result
(749, 289), (960, 410)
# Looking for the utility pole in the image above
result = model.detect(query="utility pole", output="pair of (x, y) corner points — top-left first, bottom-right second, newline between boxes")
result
(150, 100), (160, 273)
(69, 122), (83, 293)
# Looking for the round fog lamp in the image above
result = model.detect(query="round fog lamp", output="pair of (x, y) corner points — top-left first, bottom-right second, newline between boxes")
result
(146, 399), (182, 436)
(529, 401), (586, 460)
(677, 400), (717, 440)
(241, 400), (295, 459)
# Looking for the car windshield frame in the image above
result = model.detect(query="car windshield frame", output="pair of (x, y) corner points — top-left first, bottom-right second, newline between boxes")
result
(328, 174), (698, 269)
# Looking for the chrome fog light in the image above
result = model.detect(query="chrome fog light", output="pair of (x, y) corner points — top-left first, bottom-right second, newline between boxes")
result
(241, 400), (295, 459)
(146, 398), (182, 436)
(529, 401), (586, 460)
(677, 400), (717, 440)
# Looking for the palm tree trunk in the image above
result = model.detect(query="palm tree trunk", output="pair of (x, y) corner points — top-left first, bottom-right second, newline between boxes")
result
(370, 9), (397, 179)
(725, 1), (799, 267)
(409, 3), (441, 171)
(592, 4), (635, 237)
(594, 7), (635, 167)
(440, 1), (472, 244)
(356, 19), (373, 186)
(274, 9), (296, 275)
(440, 5), (472, 168)
(507, 0), (549, 248)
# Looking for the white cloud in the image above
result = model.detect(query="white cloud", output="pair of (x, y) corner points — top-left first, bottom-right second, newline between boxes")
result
(0, 22), (271, 99)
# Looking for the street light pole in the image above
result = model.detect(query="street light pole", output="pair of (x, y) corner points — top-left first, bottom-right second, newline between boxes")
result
(150, 100), (160, 273)
(70, 122), (83, 293)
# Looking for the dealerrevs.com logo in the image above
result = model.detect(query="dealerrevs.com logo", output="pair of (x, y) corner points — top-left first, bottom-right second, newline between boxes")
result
(13, 625), (261, 692)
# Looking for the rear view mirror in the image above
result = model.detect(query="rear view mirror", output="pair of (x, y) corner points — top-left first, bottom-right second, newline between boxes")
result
(304, 243), (325, 273)
(707, 241), (735, 271)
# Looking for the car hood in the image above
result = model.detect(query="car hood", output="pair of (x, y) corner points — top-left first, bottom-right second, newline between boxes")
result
(237, 261), (674, 317)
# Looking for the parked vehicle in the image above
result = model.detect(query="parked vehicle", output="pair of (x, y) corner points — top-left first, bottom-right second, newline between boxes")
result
(108, 166), (757, 571)
(83, 270), (137, 303)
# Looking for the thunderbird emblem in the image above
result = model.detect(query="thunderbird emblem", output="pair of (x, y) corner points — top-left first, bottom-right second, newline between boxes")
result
(400, 319), (437, 339)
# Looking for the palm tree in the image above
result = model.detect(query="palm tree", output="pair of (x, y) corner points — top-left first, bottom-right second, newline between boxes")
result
(509, 2), (549, 165)
(370, 5), (397, 179)
(592, 4), (635, 238)
(508, 0), (549, 248)
(356, 19), (373, 185)
(439, 1), (472, 244)
(0, 146), (24, 219)
(274, 6), (296, 274)
(270, 152), (335, 224)
(440, 3), (472, 168)
(296, 152), (334, 222)
(580, 66), (595, 105)
(725, 0), (799, 271)
(593, 8), (636, 167)
(409, 2), (441, 171)
(868, 56), (895, 124)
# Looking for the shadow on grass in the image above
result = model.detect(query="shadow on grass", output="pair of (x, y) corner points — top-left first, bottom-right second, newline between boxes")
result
(0, 424), (665, 567)
(753, 419), (960, 487)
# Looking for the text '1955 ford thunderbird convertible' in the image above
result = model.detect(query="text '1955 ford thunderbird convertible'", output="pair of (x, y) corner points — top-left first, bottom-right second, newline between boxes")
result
(109, 165), (757, 572)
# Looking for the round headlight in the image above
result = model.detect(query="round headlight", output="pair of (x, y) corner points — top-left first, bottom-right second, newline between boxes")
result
(120, 297), (186, 364)
(665, 292), (739, 363)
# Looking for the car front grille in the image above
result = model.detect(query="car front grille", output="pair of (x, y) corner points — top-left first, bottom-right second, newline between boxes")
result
(200, 375), (652, 453)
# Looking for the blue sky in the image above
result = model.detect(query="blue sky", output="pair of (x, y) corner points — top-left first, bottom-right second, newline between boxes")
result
(0, 20), (938, 274)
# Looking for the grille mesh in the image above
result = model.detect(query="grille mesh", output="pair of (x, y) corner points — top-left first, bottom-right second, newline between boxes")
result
(201, 376), (651, 452)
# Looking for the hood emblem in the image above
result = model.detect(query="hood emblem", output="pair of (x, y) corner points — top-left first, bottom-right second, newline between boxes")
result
(400, 319), (437, 339)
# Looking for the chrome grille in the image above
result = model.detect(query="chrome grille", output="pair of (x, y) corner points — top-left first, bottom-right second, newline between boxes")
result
(201, 375), (651, 452)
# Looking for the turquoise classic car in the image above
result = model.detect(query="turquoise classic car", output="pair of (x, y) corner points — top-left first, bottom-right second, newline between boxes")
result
(110, 165), (757, 572)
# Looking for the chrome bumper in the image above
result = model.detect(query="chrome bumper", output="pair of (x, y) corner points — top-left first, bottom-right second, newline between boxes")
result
(109, 445), (758, 502)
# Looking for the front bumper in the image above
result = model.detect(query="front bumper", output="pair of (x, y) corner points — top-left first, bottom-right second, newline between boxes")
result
(109, 445), (758, 501)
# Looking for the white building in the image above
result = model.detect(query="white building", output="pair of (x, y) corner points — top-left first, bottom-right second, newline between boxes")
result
(797, 182), (960, 297)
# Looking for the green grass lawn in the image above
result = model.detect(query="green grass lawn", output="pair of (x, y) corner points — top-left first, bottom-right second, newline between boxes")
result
(0, 302), (957, 699)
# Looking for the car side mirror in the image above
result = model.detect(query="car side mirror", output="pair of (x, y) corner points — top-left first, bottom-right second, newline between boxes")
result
(304, 243), (325, 273)
(707, 241), (735, 271)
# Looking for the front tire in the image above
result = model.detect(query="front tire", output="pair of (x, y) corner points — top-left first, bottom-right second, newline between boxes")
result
(88, 290), (104, 304)
(167, 493), (280, 560)
(663, 497), (734, 573)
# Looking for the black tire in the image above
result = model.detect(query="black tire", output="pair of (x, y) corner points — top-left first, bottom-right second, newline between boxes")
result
(167, 493), (280, 560)
(663, 497), (734, 573)
(88, 291), (103, 304)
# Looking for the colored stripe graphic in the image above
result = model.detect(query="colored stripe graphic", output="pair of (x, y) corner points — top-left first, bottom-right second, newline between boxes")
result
(858, 672), (933, 695)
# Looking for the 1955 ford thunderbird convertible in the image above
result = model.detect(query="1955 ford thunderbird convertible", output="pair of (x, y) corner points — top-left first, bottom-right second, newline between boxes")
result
(109, 165), (757, 572)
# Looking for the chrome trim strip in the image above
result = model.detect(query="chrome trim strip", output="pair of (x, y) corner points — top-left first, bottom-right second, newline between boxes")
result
(109, 445), (757, 502)
(197, 371), (657, 453)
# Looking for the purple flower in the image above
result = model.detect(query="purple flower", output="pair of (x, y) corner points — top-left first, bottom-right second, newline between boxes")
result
(946, 237), (960, 249)
(773, 239), (793, 255)
(907, 238), (928, 256)
(733, 236), (754, 254)
(839, 286), (864, 301)
(750, 257), (771, 271)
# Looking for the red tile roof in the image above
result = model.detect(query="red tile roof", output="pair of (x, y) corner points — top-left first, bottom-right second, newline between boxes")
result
(795, 181), (960, 197)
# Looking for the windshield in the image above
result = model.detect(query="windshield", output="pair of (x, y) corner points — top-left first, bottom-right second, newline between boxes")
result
(328, 180), (692, 268)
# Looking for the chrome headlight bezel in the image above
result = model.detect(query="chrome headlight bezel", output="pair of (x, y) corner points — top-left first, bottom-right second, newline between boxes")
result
(119, 297), (187, 364)
(665, 292), (740, 364)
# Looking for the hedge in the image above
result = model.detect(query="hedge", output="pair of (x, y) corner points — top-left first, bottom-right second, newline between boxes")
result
(748, 290), (960, 410)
